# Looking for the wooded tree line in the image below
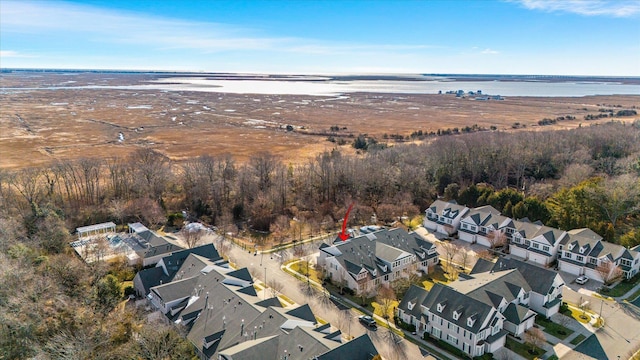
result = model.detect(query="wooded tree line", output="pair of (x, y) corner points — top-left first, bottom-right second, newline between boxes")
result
(1, 120), (639, 246)
(0, 120), (639, 358)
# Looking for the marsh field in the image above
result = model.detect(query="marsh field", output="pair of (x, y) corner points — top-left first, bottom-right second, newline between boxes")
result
(1, 71), (638, 168)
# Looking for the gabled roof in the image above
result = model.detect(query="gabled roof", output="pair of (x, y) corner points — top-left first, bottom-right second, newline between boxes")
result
(470, 258), (495, 275)
(502, 303), (536, 325)
(449, 269), (531, 305)
(285, 304), (317, 324)
(426, 200), (469, 219)
(491, 258), (560, 295)
(398, 285), (430, 319)
(226, 268), (253, 283)
(255, 297), (283, 309)
(421, 283), (496, 333)
(134, 266), (171, 296)
(160, 243), (222, 275)
(324, 228), (438, 282)
(316, 334), (379, 360)
(151, 276), (199, 303)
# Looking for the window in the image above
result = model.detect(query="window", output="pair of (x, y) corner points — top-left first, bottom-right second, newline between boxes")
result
(543, 245), (550, 252)
(565, 253), (572, 259)
(432, 328), (441, 339)
(532, 243), (539, 249)
(462, 223), (468, 230)
(447, 334), (458, 345)
(525, 240), (531, 246)
(589, 258), (597, 265)
(577, 255), (584, 262)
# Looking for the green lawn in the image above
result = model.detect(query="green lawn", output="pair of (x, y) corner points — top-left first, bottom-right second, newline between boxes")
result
(626, 287), (640, 302)
(599, 275), (640, 297)
(570, 334), (586, 346)
(505, 336), (545, 360)
(535, 317), (574, 340)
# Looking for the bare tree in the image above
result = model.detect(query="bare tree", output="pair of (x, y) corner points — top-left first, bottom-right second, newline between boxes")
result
(440, 241), (461, 280)
(487, 229), (507, 249)
(458, 245), (476, 271)
(596, 260), (624, 285)
(524, 327), (545, 354)
(376, 284), (397, 320)
(477, 249), (494, 261)
(180, 226), (204, 249)
(267, 279), (284, 298)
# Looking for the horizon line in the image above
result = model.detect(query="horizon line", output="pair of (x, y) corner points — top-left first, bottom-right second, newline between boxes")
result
(2, 67), (640, 79)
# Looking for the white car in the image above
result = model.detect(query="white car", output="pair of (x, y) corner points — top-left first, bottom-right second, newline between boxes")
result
(576, 275), (589, 285)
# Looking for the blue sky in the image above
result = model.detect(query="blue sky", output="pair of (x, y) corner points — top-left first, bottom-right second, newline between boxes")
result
(1, 0), (639, 75)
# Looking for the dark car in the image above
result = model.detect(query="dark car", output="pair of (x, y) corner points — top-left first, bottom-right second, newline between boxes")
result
(359, 315), (377, 329)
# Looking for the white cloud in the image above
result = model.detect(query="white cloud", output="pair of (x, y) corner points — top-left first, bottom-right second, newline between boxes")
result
(515, 0), (640, 17)
(0, 50), (36, 58)
(481, 48), (500, 54)
(0, 0), (436, 57)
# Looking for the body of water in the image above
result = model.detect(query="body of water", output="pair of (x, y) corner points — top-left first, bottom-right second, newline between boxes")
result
(2, 76), (640, 97)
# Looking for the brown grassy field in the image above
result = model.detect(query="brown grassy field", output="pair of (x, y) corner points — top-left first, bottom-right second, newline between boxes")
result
(1, 72), (638, 169)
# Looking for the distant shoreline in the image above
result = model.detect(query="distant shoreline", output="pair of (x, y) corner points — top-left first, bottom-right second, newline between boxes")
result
(2, 68), (640, 85)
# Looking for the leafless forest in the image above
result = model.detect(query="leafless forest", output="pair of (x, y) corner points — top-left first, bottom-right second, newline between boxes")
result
(1, 120), (640, 359)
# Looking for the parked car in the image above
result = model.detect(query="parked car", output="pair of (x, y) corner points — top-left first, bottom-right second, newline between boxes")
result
(359, 315), (377, 329)
(576, 275), (589, 285)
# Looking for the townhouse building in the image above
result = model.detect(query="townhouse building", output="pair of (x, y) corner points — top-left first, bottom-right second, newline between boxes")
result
(318, 228), (438, 295)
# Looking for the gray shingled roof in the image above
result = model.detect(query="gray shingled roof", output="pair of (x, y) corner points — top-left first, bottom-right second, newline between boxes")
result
(449, 269), (531, 305)
(492, 258), (559, 294)
(421, 283), (496, 333)
(316, 334), (379, 360)
(134, 266), (171, 296)
(502, 303), (535, 325)
(398, 285), (430, 319)
(323, 228), (438, 282)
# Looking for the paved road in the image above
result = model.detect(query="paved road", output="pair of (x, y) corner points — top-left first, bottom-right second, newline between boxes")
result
(561, 287), (640, 360)
(222, 236), (442, 360)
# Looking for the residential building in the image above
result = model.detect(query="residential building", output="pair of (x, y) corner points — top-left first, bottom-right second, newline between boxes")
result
(128, 222), (184, 266)
(396, 255), (566, 357)
(318, 228), (438, 295)
(133, 243), (225, 297)
(142, 253), (380, 360)
(423, 200), (470, 236)
(471, 257), (565, 318)
(558, 228), (640, 281)
(509, 220), (567, 266)
(397, 283), (508, 358)
(458, 206), (515, 247)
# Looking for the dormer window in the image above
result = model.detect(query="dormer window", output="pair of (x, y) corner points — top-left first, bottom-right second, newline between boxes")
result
(437, 301), (447, 313)
(568, 243), (575, 251)
(453, 311), (461, 320)
(467, 316), (476, 327)
(579, 246), (586, 254)
(407, 301), (415, 311)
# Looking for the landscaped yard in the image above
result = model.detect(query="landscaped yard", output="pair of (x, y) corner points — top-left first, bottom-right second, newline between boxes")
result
(505, 336), (545, 360)
(290, 260), (322, 284)
(569, 307), (591, 324)
(372, 300), (399, 319)
(422, 265), (451, 290)
(535, 317), (574, 340)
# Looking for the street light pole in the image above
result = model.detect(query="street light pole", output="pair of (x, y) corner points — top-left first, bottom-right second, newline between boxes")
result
(264, 266), (267, 300)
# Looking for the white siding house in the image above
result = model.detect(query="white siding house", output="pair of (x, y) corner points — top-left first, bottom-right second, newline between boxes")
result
(423, 200), (470, 236)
